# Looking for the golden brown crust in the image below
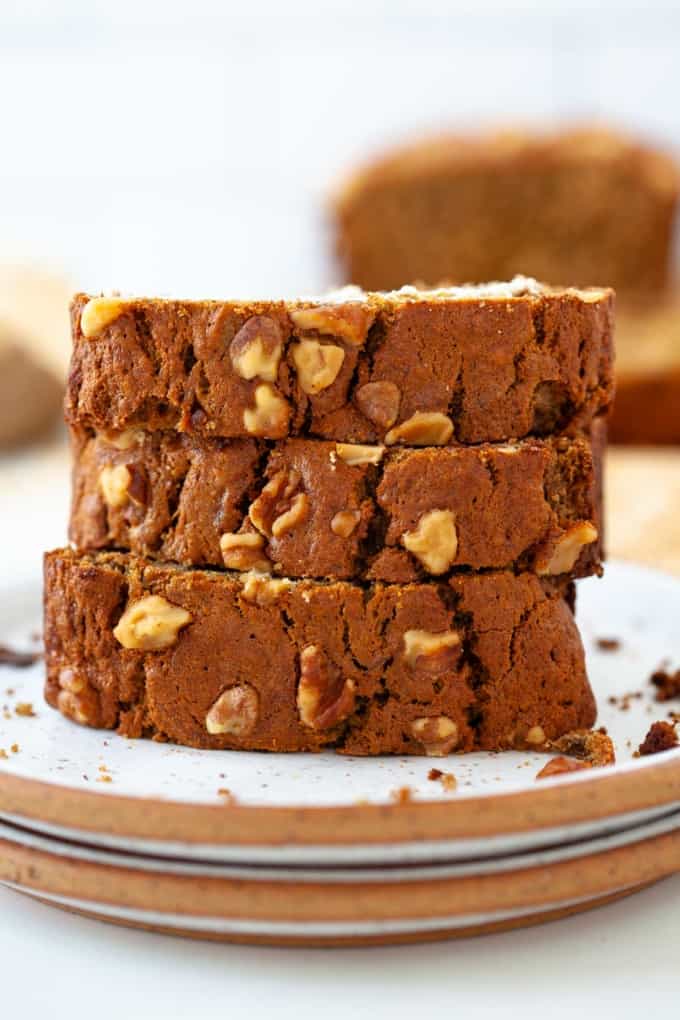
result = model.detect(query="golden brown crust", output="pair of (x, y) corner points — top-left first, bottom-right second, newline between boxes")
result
(66, 285), (614, 446)
(43, 549), (596, 755)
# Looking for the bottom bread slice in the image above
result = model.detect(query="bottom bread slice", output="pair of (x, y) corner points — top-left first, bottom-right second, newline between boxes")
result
(43, 550), (596, 755)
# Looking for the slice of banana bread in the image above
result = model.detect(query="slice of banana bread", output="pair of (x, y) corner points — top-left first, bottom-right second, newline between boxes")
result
(70, 426), (603, 581)
(66, 280), (614, 446)
(44, 549), (595, 755)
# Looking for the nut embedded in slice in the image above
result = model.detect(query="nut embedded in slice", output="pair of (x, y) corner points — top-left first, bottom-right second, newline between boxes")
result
(330, 509), (361, 538)
(335, 442), (385, 466)
(297, 644), (355, 730)
(205, 683), (259, 736)
(57, 689), (91, 726)
(354, 381), (401, 429)
(402, 509), (458, 574)
(384, 411), (454, 446)
(98, 463), (132, 509)
(402, 629), (461, 673)
(271, 492), (309, 538)
(113, 595), (192, 651)
(525, 725), (547, 746)
(229, 315), (283, 383)
(99, 429), (142, 450)
(290, 304), (374, 346)
(220, 531), (271, 572)
(536, 521), (598, 575)
(80, 296), (125, 338)
(242, 383), (290, 437)
(292, 339), (345, 395)
(240, 572), (293, 606)
(411, 716), (459, 756)
(58, 667), (86, 694)
(249, 469), (305, 537)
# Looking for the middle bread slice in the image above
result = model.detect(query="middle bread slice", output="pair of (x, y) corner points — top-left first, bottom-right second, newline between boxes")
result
(70, 423), (603, 582)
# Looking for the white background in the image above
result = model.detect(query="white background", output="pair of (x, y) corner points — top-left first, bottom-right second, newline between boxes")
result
(0, 0), (678, 296)
(1, 1), (679, 1015)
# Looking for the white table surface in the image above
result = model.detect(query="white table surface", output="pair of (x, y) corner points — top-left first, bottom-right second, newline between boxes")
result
(2, 439), (680, 1017)
(0, 877), (678, 1018)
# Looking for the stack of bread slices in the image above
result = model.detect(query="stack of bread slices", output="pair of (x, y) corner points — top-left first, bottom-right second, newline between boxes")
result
(44, 276), (613, 756)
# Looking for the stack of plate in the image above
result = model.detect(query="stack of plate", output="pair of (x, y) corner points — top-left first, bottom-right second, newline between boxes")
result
(1, 562), (680, 946)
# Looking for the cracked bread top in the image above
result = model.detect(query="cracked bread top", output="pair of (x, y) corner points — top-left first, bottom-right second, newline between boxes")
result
(66, 280), (614, 446)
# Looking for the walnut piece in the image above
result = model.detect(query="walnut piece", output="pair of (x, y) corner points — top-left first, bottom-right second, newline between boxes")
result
(297, 645), (355, 730)
(403, 629), (461, 673)
(402, 509), (458, 574)
(536, 521), (598, 575)
(113, 595), (192, 651)
(240, 572), (293, 606)
(331, 509), (361, 538)
(98, 464), (131, 509)
(205, 683), (259, 736)
(526, 725), (547, 746)
(242, 383), (290, 437)
(80, 296), (125, 338)
(58, 667), (86, 694)
(290, 304), (374, 347)
(56, 667), (94, 727)
(536, 756), (591, 779)
(411, 716), (459, 756)
(249, 469), (308, 539)
(57, 689), (91, 726)
(355, 381), (401, 429)
(220, 531), (271, 572)
(335, 442), (385, 466)
(385, 412), (453, 446)
(292, 339), (345, 395)
(99, 429), (142, 450)
(229, 315), (283, 383)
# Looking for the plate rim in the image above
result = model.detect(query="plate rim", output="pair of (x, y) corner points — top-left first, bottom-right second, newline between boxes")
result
(1, 752), (680, 847)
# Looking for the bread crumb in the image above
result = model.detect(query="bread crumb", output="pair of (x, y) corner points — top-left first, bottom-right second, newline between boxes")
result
(97, 774), (113, 783)
(549, 728), (615, 766)
(10, 743), (19, 754)
(217, 787), (237, 804)
(635, 720), (678, 757)
(650, 667), (680, 702)
(607, 691), (643, 711)
(14, 702), (36, 718)
(0, 749), (7, 760)
(390, 786), (413, 804)
(596, 637), (621, 652)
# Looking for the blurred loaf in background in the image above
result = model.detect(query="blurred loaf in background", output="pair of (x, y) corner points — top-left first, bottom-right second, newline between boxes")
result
(0, 265), (71, 449)
(332, 125), (680, 444)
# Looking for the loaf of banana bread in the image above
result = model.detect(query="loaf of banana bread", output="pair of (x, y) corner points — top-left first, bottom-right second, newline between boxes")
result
(70, 426), (602, 581)
(332, 126), (679, 300)
(44, 549), (595, 755)
(66, 279), (614, 446)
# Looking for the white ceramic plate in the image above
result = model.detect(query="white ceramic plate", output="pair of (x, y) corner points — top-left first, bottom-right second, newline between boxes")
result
(1, 562), (679, 865)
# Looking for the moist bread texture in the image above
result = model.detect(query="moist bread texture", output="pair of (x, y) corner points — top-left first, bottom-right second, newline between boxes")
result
(332, 126), (679, 300)
(44, 549), (595, 755)
(66, 281), (614, 446)
(69, 426), (603, 581)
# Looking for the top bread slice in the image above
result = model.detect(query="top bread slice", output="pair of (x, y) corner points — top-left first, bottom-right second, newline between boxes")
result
(66, 278), (613, 447)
